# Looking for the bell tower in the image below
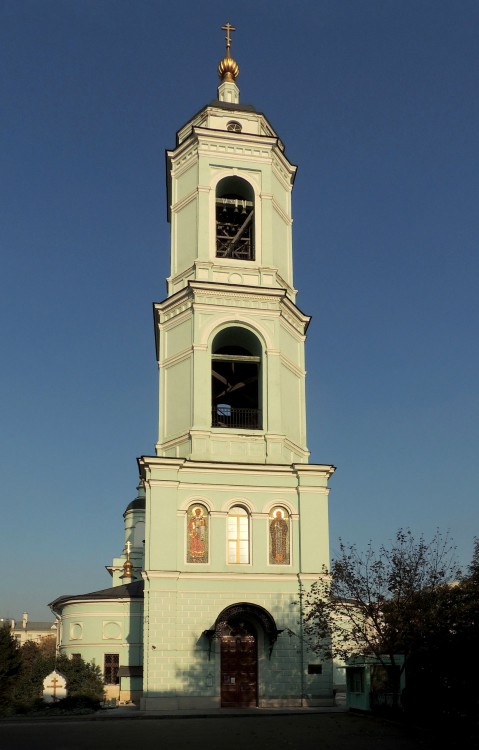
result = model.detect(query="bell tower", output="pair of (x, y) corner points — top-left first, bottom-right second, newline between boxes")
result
(139, 27), (335, 711)
(155, 25), (308, 465)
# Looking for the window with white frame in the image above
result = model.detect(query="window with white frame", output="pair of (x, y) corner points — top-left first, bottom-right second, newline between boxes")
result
(227, 506), (250, 564)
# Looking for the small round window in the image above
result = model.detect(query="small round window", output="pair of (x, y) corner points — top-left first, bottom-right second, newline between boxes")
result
(226, 120), (242, 133)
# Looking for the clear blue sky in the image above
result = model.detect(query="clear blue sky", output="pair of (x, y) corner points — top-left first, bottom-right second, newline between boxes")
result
(1, 1), (478, 620)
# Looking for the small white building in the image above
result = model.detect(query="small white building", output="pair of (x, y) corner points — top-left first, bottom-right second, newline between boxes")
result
(1, 612), (57, 646)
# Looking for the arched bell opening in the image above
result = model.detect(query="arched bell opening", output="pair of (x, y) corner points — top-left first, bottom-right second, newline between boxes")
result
(211, 327), (262, 430)
(216, 176), (255, 260)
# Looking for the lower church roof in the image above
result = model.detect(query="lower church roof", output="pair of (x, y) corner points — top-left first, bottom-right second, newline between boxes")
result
(49, 579), (144, 611)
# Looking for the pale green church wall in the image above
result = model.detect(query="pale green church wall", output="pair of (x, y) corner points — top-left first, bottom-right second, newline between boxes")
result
(280, 363), (303, 447)
(297, 491), (330, 572)
(188, 147), (294, 291)
(143, 460), (332, 576)
(278, 321), (304, 365)
(163, 317), (192, 360)
(154, 282), (311, 464)
(258, 194), (273, 269)
(272, 207), (290, 283)
(145, 486), (178, 571)
(174, 199), (197, 272)
(57, 600), (143, 676)
(271, 169), (289, 213)
(162, 357), (192, 437)
(143, 583), (332, 708)
(174, 160), (198, 203)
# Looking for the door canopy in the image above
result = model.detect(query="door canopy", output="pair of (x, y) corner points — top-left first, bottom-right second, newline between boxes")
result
(204, 602), (282, 658)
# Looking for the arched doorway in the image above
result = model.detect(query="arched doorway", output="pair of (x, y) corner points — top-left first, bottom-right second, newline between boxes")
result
(220, 618), (257, 707)
(204, 602), (281, 708)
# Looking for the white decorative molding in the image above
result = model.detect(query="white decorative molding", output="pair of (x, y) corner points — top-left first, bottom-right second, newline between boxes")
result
(69, 622), (83, 640)
(220, 497), (256, 513)
(169, 144), (199, 173)
(279, 353), (306, 379)
(171, 189), (198, 214)
(102, 621), (122, 640)
(262, 498), (297, 515)
(160, 347), (193, 370)
(177, 495), (213, 512)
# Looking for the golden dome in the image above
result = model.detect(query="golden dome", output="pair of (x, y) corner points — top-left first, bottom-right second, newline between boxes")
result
(218, 55), (239, 82)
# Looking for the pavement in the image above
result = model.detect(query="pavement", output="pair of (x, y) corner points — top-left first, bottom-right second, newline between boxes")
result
(95, 702), (349, 720)
(0, 702), (443, 750)
(0, 699), (349, 724)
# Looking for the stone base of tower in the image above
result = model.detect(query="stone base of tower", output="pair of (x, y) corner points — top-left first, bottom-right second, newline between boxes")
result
(138, 456), (335, 711)
(139, 581), (334, 712)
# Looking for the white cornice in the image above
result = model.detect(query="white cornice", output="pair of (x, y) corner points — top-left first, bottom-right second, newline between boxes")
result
(279, 353), (306, 379)
(170, 189), (198, 214)
(140, 455), (302, 474)
(192, 127), (296, 178)
(160, 347), (192, 369)
(143, 570), (306, 583)
(293, 464), (336, 480)
(157, 304), (193, 329)
(271, 196), (293, 226)
(155, 282), (307, 333)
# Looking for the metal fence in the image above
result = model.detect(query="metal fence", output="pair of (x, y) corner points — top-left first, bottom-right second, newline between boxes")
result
(212, 406), (261, 429)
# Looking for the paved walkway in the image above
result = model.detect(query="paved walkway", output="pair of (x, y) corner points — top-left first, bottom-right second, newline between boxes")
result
(0, 707), (439, 750)
(96, 702), (349, 720)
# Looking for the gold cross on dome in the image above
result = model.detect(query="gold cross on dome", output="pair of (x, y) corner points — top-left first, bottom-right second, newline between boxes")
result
(221, 22), (236, 56)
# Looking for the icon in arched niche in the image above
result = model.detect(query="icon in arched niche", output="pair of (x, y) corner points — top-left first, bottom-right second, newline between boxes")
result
(269, 507), (290, 565)
(187, 504), (209, 563)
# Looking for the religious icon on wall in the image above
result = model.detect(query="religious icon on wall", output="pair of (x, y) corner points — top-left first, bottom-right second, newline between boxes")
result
(269, 507), (290, 564)
(187, 504), (209, 563)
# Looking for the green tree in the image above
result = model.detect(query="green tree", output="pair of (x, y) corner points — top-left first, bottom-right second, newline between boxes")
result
(466, 536), (479, 580)
(0, 623), (21, 714)
(12, 637), (56, 707)
(302, 529), (460, 710)
(54, 653), (103, 702)
(12, 638), (103, 712)
(404, 538), (479, 723)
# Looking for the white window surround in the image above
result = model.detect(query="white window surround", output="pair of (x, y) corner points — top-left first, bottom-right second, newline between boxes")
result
(227, 505), (250, 564)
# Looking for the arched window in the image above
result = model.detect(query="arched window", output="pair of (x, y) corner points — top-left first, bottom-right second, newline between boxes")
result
(216, 176), (254, 260)
(226, 120), (242, 133)
(227, 506), (250, 564)
(211, 327), (262, 430)
(269, 507), (290, 565)
(186, 504), (209, 563)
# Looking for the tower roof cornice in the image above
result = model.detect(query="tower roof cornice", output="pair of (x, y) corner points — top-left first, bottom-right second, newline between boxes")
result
(173, 102), (282, 148)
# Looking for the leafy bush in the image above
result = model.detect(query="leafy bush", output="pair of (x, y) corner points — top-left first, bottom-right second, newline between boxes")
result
(10, 638), (103, 714)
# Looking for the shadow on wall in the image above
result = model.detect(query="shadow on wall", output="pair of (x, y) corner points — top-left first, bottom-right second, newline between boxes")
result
(144, 593), (333, 705)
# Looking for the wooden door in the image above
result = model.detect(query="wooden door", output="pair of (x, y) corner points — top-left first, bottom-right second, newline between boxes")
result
(220, 622), (258, 707)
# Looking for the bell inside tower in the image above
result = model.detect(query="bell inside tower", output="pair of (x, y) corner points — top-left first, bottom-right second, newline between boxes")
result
(216, 176), (254, 260)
